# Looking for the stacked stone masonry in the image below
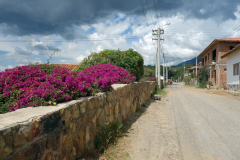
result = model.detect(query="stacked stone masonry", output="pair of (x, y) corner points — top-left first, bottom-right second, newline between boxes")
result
(0, 81), (157, 160)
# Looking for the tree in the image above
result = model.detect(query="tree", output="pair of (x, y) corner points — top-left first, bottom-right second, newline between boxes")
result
(75, 49), (144, 81)
(198, 66), (209, 88)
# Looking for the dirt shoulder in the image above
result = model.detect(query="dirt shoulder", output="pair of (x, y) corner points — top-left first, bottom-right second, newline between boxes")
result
(99, 90), (181, 160)
(98, 83), (240, 160)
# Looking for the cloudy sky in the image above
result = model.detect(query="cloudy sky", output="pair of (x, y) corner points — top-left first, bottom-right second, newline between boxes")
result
(1, 0), (240, 71)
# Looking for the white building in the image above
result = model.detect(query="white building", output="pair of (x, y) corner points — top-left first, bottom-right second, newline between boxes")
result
(221, 44), (240, 91)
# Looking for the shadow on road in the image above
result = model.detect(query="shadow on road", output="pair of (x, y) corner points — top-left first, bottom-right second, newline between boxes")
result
(80, 98), (160, 160)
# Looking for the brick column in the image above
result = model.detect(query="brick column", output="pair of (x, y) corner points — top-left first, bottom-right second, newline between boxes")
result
(239, 62), (240, 88)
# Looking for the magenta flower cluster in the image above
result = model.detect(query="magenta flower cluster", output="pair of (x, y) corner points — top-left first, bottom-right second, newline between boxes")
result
(0, 64), (136, 112)
(149, 77), (156, 81)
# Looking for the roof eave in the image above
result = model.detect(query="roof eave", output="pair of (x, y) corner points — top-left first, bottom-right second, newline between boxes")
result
(198, 39), (218, 57)
(221, 44), (240, 58)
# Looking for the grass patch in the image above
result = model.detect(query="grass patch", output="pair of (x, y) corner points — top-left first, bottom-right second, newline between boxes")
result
(95, 122), (124, 153)
(185, 84), (196, 87)
(152, 86), (167, 97)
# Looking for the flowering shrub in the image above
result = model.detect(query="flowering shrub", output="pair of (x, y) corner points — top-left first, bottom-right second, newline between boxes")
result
(79, 64), (136, 91)
(75, 49), (144, 81)
(0, 64), (135, 113)
(149, 77), (156, 81)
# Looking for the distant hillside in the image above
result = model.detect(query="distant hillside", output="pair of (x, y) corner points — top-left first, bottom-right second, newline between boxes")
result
(176, 57), (202, 66)
(144, 65), (155, 71)
(144, 65), (164, 71)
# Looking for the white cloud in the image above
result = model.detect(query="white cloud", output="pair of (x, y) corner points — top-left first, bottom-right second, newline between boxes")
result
(0, 66), (6, 72)
(76, 55), (85, 63)
(2, 7), (240, 70)
(0, 65), (14, 72)
(200, 9), (206, 14)
(81, 25), (91, 31)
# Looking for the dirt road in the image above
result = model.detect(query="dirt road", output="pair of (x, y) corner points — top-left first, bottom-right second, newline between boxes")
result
(102, 83), (240, 160)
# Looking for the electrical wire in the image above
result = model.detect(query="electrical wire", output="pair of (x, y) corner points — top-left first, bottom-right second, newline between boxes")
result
(222, 24), (240, 38)
(139, 0), (157, 52)
(0, 34), (228, 43)
(184, 0), (193, 38)
(145, 0), (155, 24)
(152, 0), (160, 27)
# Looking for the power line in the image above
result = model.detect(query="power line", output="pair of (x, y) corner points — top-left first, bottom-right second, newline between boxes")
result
(184, 0), (193, 38)
(156, 0), (162, 19)
(145, 0), (154, 24)
(222, 24), (240, 38)
(139, 0), (150, 27)
(0, 34), (227, 43)
(139, 0), (158, 51)
(152, 0), (160, 27)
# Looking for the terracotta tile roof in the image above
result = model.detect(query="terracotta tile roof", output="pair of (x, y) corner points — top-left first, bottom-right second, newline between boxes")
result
(198, 38), (240, 57)
(40, 63), (79, 71)
(187, 66), (200, 70)
(221, 44), (240, 58)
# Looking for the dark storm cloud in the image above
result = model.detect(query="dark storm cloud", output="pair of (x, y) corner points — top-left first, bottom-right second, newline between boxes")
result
(15, 47), (32, 55)
(187, 0), (240, 21)
(0, 0), (239, 39)
(34, 44), (57, 51)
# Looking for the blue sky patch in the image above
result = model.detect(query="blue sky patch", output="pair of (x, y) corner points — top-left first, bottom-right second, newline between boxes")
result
(0, 50), (8, 55)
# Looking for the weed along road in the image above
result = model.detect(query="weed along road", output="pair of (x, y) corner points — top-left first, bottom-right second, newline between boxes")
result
(102, 82), (240, 160)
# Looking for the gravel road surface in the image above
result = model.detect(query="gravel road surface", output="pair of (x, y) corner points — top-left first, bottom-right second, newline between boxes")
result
(103, 83), (240, 160)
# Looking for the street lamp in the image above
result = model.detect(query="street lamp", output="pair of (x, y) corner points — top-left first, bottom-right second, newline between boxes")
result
(160, 23), (171, 27)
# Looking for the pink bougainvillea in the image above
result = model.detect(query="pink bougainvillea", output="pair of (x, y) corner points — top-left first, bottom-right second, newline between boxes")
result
(149, 77), (156, 81)
(0, 64), (136, 112)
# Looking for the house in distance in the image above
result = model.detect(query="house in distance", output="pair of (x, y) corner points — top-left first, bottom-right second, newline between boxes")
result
(198, 38), (240, 87)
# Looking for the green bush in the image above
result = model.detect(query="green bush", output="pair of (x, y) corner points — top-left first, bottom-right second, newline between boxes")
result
(184, 76), (191, 85)
(0, 94), (10, 114)
(208, 81), (213, 85)
(198, 66), (209, 88)
(95, 122), (123, 153)
(142, 68), (155, 78)
(190, 72), (196, 78)
(75, 49), (144, 81)
(139, 77), (149, 82)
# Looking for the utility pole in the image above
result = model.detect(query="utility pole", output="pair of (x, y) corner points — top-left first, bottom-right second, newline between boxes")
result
(183, 62), (185, 78)
(152, 28), (164, 88)
(196, 56), (198, 85)
(155, 51), (157, 78)
(163, 53), (165, 86)
(196, 56), (198, 77)
(166, 60), (168, 84)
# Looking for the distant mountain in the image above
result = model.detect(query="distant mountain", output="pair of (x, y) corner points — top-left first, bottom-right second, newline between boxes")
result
(144, 65), (164, 71)
(176, 57), (202, 66)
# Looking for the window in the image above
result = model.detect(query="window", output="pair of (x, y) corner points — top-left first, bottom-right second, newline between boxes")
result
(233, 63), (239, 75)
(212, 49), (216, 61)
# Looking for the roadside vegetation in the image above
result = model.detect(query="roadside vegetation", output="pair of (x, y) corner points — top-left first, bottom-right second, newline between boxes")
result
(198, 66), (209, 88)
(184, 73), (196, 85)
(0, 64), (136, 114)
(152, 85), (168, 97)
(95, 122), (124, 153)
(139, 67), (156, 81)
(75, 48), (144, 81)
(0, 48), (144, 114)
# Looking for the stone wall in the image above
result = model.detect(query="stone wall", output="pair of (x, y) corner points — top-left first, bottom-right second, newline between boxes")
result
(190, 79), (198, 86)
(227, 84), (239, 91)
(0, 81), (157, 160)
